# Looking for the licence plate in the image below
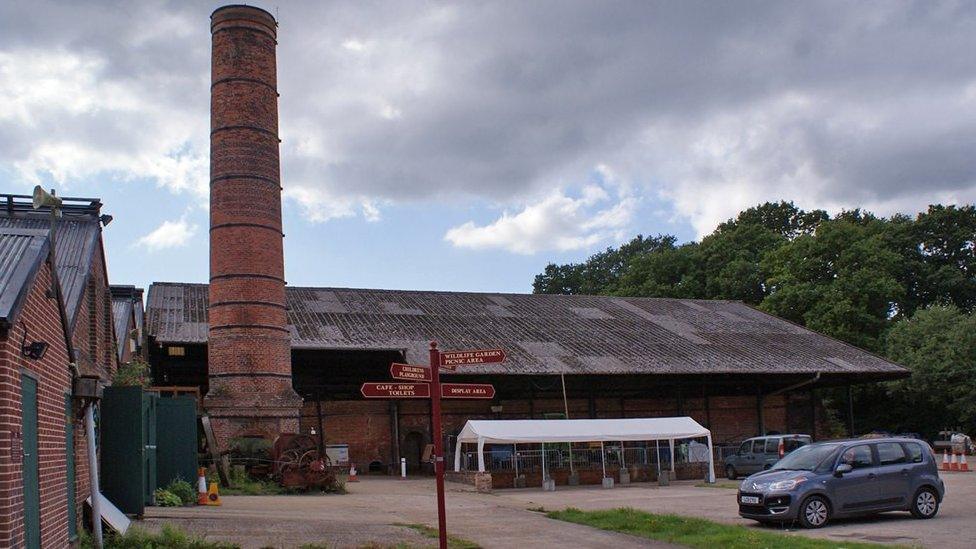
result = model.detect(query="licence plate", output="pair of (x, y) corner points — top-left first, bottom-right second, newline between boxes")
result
(740, 496), (760, 505)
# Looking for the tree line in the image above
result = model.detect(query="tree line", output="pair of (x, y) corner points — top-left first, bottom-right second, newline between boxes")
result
(533, 202), (976, 439)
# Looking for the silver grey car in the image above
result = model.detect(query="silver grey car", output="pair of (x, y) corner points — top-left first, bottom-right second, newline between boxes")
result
(737, 438), (945, 528)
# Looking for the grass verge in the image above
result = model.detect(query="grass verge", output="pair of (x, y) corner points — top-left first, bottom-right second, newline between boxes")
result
(694, 480), (739, 490)
(394, 522), (481, 549)
(80, 523), (238, 549)
(547, 507), (899, 549)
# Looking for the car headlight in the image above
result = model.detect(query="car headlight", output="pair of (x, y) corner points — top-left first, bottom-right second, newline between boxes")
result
(768, 478), (804, 491)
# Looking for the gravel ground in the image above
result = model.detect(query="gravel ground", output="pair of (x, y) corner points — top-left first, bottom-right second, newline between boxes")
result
(141, 477), (674, 548)
(141, 472), (975, 548)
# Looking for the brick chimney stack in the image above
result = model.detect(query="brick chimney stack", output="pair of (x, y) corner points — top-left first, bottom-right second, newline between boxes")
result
(206, 4), (301, 447)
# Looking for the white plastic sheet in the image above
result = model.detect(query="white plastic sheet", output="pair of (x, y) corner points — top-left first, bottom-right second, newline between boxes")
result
(456, 417), (710, 444)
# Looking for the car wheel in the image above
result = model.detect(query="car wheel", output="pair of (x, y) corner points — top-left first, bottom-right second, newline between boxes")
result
(798, 496), (830, 529)
(910, 487), (939, 519)
(725, 465), (737, 480)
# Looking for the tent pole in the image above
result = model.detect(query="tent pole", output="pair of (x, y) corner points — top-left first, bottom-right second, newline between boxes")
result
(513, 443), (518, 477)
(542, 443), (547, 484)
(561, 374), (574, 475)
(601, 441), (606, 479)
(656, 440), (661, 476)
(454, 441), (462, 472)
(477, 438), (486, 472)
(706, 434), (716, 483)
(669, 439), (675, 473)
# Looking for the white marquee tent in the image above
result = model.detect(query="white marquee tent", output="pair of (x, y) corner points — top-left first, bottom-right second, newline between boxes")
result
(454, 417), (716, 483)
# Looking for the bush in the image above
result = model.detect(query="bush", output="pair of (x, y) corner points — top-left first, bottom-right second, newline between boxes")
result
(166, 478), (197, 506)
(112, 358), (151, 388)
(153, 488), (182, 507)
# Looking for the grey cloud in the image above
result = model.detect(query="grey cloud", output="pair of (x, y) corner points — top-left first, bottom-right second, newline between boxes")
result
(1, 0), (975, 226)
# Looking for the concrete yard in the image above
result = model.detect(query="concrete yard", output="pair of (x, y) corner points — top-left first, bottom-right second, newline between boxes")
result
(142, 473), (976, 548)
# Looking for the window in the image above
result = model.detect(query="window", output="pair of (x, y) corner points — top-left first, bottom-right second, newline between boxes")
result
(167, 346), (186, 357)
(752, 440), (766, 454)
(765, 438), (780, 454)
(877, 442), (908, 465)
(738, 441), (752, 455)
(839, 445), (874, 469)
(903, 442), (925, 463)
(784, 437), (811, 452)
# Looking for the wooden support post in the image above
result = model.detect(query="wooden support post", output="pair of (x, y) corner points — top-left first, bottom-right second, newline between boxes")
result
(703, 385), (711, 428)
(847, 385), (855, 436)
(389, 400), (400, 470)
(316, 400), (325, 451)
(756, 386), (765, 436)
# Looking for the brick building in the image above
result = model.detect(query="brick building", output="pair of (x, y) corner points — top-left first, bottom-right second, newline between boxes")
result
(0, 193), (118, 547)
(146, 283), (907, 474)
(111, 285), (145, 364)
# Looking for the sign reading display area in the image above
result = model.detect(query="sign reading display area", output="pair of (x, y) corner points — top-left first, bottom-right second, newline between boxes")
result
(441, 383), (496, 399)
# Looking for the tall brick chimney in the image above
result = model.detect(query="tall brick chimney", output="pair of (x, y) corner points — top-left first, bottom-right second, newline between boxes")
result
(206, 5), (301, 448)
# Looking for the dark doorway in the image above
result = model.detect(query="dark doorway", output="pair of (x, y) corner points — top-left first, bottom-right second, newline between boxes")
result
(403, 431), (425, 474)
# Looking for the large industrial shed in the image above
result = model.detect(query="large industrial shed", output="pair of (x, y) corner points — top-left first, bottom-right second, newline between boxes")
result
(146, 282), (907, 474)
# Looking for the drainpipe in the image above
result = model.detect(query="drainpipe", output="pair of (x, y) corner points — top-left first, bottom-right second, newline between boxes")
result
(84, 404), (102, 548)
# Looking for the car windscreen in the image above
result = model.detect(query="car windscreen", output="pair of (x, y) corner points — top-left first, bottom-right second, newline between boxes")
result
(784, 437), (811, 452)
(770, 443), (840, 471)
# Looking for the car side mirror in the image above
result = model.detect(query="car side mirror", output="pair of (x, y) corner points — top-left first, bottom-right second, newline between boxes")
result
(834, 463), (853, 476)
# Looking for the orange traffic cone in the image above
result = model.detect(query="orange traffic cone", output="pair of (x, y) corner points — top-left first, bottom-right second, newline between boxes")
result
(204, 481), (222, 506)
(960, 453), (969, 472)
(348, 463), (359, 482)
(941, 450), (950, 471)
(949, 452), (959, 471)
(197, 467), (209, 505)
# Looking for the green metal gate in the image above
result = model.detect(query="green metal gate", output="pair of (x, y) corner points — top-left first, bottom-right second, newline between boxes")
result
(21, 375), (40, 549)
(143, 393), (157, 501)
(156, 397), (198, 488)
(100, 386), (157, 515)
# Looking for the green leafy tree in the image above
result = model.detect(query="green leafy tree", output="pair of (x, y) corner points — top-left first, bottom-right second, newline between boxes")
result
(912, 205), (976, 311)
(614, 243), (702, 298)
(717, 200), (828, 240)
(532, 234), (676, 294)
(761, 217), (905, 351)
(878, 305), (976, 437)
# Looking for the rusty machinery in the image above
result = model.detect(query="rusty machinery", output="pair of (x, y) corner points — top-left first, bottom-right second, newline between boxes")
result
(270, 433), (336, 490)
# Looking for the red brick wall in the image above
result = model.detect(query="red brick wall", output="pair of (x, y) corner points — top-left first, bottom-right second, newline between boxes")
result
(71, 245), (116, 382)
(0, 259), (85, 547)
(302, 393), (802, 474)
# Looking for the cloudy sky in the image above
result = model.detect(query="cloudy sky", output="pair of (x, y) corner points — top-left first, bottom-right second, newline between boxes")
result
(2, 1), (975, 293)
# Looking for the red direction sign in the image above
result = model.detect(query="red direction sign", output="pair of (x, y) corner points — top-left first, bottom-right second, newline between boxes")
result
(361, 382), (430, 399)
(390, 363), (432, 382)
(441, 383), (496, 399)
(440, 348), (506, 369)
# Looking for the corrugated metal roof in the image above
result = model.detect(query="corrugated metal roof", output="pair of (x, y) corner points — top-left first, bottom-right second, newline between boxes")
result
(0, 198), (101, 329)
(0, 228), (50, 327)
(145, 282), (907, 377)
(110, 285), (144, 360)
(111, 298), (132, 358)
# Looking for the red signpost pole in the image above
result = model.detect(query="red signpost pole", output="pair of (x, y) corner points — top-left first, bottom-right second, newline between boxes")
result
(429, 341), (448, 549)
